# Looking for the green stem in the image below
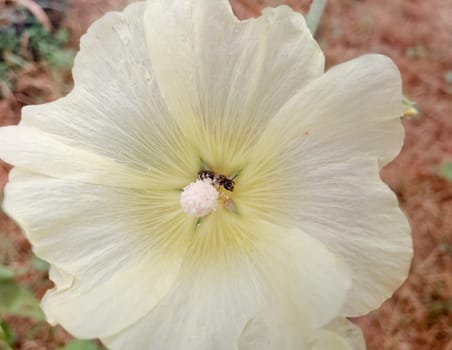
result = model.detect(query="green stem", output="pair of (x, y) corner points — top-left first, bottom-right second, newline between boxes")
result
(306, 0), (328, 35)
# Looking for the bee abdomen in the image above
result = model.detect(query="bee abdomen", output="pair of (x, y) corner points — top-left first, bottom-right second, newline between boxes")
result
(197, 170), (235, 192)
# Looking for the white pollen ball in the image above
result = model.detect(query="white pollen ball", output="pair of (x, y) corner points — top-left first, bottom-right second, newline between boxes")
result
(180, 179), (219, 218)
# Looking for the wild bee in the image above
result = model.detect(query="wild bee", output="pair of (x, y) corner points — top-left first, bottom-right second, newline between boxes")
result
(198, 170), (236, 192)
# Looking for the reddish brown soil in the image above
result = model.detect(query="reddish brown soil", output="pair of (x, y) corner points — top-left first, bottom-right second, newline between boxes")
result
(0, 0), (451, 349)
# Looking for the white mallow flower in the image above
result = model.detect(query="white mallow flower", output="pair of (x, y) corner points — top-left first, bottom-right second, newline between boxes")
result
(0, 0), (412, 349)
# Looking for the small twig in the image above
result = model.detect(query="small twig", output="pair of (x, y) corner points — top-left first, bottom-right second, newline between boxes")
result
(13, 0), (52, 31)
(306, 0), (327, 35)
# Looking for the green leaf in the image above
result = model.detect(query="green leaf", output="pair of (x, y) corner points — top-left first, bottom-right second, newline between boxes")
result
(0, 28), (20, 54)
(57, 339), (102, 350)
(31, 254), (50, 273)
(439, 162), (452, 181)
(0, 321), (14, 347)
(0, 266), (15, 282)
(54, 29), (71, 45)
(0, 337), (13, 350)
(0, 267), (44, 321)
(46, 49), (75, 69)
(0, 63), (8, 83)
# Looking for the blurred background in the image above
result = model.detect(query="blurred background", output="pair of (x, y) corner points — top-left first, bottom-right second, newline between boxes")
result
(0, 0), (451, 349)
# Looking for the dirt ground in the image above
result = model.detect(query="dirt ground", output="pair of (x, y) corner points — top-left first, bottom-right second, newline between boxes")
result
(0, 0), (451, 349)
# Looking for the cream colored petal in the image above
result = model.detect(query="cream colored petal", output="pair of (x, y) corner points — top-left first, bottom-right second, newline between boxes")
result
(48, 265), (73, 292)
(325, 318), (366, 350)
(309, 330), (353, 350)
(238, 317), (361, 350)
(103, 221), (351, 350)
(4, 169), (191, 281)
(242, 319), (359, 350)
(292, 156), (411, 318)
(251, 222), (352, 329)
(3, 169), (192, 337)
(41, 258), (180, 339)
(0, 126), (154, 189)
(103, 255), (268, 350)
(254, 54), (405, 169)
(239, 55), (411, 316)
(238, 312), (305, 350)
(13, 2), (198, 189)
(144, 0), (324, 174)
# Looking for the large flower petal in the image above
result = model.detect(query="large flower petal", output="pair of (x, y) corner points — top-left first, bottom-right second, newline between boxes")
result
(144, 0), (324, 174)
(239, 54), (411, 316)
(103, 221), (351, 350)
(238, 316), (365, 350)
(3, 169), (192, 337)
(308, 330), (353, 350)
(3, 2), (198, 190)
(41, 261), (178, 339)
(325, 318), (366, 350)
(0, 126), (154, 189)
